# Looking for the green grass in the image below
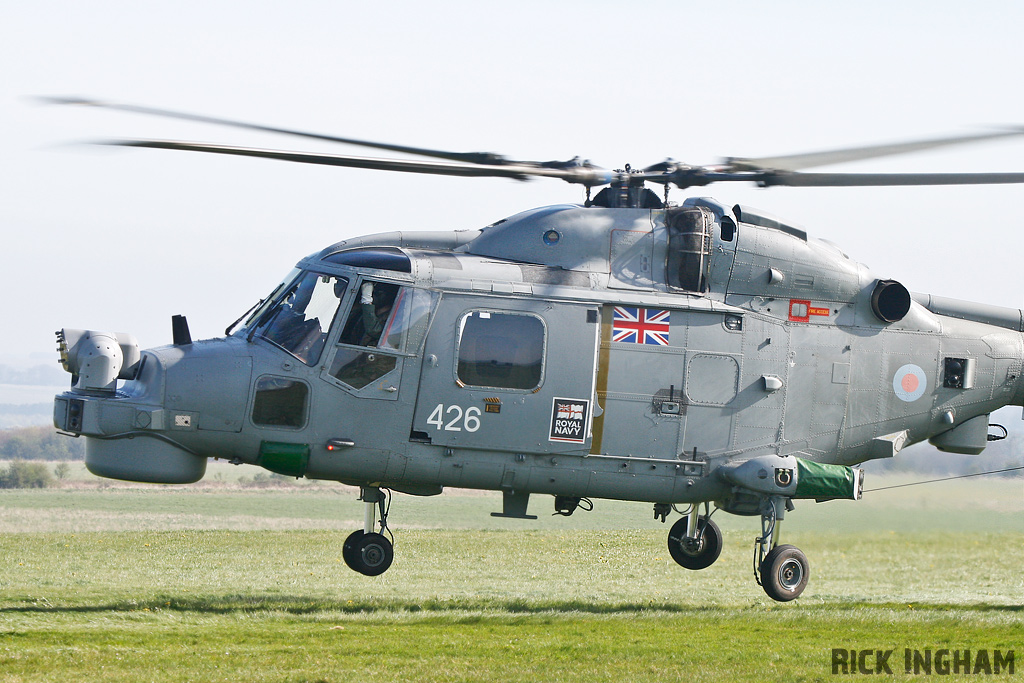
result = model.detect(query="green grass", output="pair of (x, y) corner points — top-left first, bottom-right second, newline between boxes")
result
(1, 475), (1023, 681)
(1, 608), (1020, 682)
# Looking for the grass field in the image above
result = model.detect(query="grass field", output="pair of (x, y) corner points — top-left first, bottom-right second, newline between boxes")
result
(1, 467), (1023, 681)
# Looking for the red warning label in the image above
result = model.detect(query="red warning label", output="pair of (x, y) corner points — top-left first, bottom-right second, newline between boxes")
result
(789, 300), (831, 323)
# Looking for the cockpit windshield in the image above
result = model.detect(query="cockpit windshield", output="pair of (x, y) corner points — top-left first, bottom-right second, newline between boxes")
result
(229, 268), (300, 337)
(236, 270), (348, 366)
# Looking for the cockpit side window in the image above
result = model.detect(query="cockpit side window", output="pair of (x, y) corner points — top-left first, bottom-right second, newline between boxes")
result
(328, 284), (436, 391)
(381, 286), (434, 352)
(338, 281), (402, 348)
(248, 272), (348, 366)
(666, 207), (713, 293)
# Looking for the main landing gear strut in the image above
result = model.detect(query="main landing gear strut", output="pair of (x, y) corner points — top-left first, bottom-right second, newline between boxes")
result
(665, 503), (723, 570)
(342, 486), (394, 576)
(664, 496), (810, 602)
(753, 496), (808, 602)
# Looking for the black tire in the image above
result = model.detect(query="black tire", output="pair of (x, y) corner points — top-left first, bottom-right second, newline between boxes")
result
(351, 532), (394, 576)
(342, 529), (365, 572)
(667, 516), (723, 570)
(760, 544), (809, 602)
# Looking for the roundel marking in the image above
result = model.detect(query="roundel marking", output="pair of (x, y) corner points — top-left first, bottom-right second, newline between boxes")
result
(893, 364), (927, 402)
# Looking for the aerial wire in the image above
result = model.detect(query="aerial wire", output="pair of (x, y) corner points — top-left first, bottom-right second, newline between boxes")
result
(863, 465), (1024, 492)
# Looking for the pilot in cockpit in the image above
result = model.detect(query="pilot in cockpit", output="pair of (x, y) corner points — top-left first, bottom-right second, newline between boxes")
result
(344, 281), (397, 348)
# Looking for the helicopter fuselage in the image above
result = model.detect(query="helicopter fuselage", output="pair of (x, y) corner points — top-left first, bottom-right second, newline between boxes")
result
(43, 96), (1024, 599)
(54, 198), (1024, 516)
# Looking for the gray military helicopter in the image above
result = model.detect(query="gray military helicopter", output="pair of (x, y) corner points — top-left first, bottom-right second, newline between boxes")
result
(48, 98), (1024, 601)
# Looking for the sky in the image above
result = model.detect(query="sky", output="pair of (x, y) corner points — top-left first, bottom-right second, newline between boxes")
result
(3, 0), (1024, 375)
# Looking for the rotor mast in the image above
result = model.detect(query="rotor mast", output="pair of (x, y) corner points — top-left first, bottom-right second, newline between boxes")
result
(586, 165), (667, 209)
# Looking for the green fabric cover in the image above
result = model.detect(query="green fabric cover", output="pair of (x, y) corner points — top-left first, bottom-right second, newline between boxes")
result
(257, 441), (310, 478)
(794, 458), (856, 499)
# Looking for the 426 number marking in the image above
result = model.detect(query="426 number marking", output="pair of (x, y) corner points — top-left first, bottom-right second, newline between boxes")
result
(426, 404), (481, 432)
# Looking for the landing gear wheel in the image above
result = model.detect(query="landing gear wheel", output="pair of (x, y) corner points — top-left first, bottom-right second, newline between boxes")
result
(347, 532), (394, 576)
(667, 516), (723, 570)
(342, 529), (365, 571)
(759, 544), (808, 602)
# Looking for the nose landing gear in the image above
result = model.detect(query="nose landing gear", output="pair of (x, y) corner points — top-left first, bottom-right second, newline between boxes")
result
(343, 486), (394, 576)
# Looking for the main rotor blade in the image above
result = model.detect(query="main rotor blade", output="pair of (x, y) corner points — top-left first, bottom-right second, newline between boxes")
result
(752, 170), (1024, 187)
(646, 167), (1024, 189)
(41, 96), (512, 166)
(726, 128), (1024, 172)
(100, 138), (615, 186)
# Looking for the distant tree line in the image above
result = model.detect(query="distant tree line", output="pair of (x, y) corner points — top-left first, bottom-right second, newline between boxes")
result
(0, 426), (84, 461)
(0, 460), (56, 488)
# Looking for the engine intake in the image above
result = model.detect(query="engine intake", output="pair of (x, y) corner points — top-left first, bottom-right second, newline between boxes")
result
(870, 279), (911, 323)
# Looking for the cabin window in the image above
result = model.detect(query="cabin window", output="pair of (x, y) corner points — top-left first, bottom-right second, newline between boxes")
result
(456, 311), (545, 390)
(666, 207), (713, 293)
(252, 376), (308, 428)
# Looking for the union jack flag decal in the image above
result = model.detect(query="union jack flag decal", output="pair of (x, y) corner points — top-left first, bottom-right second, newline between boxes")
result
(612, 306), (670, 345)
